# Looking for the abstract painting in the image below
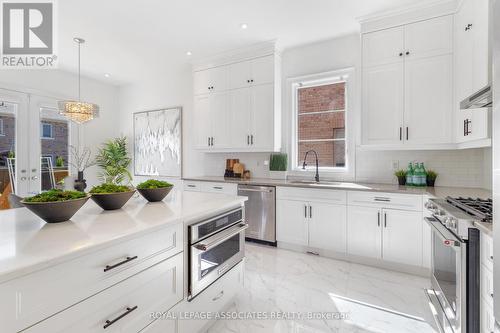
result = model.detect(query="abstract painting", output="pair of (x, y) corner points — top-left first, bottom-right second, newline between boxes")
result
(134, 107), (182, 177)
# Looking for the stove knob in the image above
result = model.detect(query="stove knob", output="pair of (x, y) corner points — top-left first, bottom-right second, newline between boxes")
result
(444, 217), (457, 229)
(424, 201), (436, 210)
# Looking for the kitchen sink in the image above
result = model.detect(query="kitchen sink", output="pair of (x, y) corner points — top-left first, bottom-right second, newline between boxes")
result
(288, 180), (343, 186)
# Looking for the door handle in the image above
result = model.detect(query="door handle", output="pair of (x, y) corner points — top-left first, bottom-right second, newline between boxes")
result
(31, 176), (39, 180)
(309, 205), (312, 219)
(384, 212), (387, 228)
(247, 135), (250, 145)
(406, 127), (408, 140)
(399, 127), (402, 141)
(103, 306), (138, 329)
(208, 137), (210, 146)
(250, 135), (254, 145)
(377, 212), (380, 227)
(304, 205), (307, 218)
(104, 256), (138, 272)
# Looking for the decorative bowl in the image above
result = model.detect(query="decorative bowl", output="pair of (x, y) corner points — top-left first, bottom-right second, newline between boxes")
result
(137, 186), (173, 202)
(21, 196), (91, 223)
(90, 190), (136, 210)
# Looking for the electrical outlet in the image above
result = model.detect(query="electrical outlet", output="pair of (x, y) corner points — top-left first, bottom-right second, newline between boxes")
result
(391, 160), (399, 171)
(264, 160), (269, 166)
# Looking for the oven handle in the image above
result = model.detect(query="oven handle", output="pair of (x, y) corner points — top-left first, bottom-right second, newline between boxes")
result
(193, 223), (249, 252)
(424, 217), (462, 247)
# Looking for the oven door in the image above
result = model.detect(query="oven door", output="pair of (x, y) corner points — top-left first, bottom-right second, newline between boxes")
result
(189, 222), (248, 299)
(425, 217), (466, 333)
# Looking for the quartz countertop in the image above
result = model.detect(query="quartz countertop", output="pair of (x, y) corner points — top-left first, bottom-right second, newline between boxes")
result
(184, 176), (492, 199)
(0, 190), (247, 283)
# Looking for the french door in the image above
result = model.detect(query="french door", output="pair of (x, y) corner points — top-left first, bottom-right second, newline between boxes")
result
(0, 89), (79, 209)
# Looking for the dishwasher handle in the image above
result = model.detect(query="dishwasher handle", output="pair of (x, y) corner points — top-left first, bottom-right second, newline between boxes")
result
(238, 187), (274, 193)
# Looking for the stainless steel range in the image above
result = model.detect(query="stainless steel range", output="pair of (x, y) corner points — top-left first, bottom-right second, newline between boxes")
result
(424, 197), (491, 333)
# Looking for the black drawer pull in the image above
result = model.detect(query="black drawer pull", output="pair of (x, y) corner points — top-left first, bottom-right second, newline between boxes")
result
(104, 256), (138, 272)
(103, 306), (138, 329)
(374, 197), (391, 202)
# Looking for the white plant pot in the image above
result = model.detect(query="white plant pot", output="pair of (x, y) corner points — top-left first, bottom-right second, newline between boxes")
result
(269, 171), (288, 180)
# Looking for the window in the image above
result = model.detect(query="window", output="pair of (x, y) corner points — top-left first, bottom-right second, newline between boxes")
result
(291, 69), (353, 173)
(0, 118), (3, 135)
(41, 122), (53, 139)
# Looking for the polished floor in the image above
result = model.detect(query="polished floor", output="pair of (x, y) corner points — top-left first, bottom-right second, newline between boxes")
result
(208, 243), (437, 333)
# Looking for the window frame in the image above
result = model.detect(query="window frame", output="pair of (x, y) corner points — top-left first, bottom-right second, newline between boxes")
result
(0, 118), (4, 136)
(40, 122), (53, 139)
(288, 68), (356, 179)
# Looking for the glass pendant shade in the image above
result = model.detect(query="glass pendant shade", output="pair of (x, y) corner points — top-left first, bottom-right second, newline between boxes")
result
(58, 100), (99, 124)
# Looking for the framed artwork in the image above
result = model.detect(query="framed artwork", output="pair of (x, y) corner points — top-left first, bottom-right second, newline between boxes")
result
(133, 107), (182, 177)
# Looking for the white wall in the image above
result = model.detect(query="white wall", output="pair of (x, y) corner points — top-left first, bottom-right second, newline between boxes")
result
(0, 69), (120, 187)
(116, 34), (491, 189)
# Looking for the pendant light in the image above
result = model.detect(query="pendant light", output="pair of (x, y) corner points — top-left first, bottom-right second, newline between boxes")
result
(58, 37), (99, 124)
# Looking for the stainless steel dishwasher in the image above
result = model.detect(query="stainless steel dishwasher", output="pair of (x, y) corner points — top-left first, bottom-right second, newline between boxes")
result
(237, 185), (276, 245)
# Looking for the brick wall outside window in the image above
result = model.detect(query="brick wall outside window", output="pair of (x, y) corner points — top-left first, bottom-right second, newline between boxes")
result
(297, 82), (346, 168)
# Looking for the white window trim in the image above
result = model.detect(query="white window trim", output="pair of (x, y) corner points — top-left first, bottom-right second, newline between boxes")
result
(287, 68), (356, 180)
(0, 118), (4, 136)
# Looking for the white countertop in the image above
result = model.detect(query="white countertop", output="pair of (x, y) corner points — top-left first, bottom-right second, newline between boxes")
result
(0, 190), (247, 284)
(184, 176), (492, 199)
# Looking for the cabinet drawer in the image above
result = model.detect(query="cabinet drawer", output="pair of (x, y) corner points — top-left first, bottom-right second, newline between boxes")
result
(25, 253), (183, 333)
(184, 181), (204, 192)
(481, 300), (496, 333)
(2, 223), (183, 333)
(277, 186), (346, 204)
(347, 191), (422, 211)
(481, 232), (494, 271)
(481, 263), (494, 308)
(203, 182), (238, 195)
(178, 260), (244, 333)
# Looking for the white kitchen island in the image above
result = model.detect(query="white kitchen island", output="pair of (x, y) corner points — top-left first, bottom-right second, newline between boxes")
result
(0, 190), (247, 333)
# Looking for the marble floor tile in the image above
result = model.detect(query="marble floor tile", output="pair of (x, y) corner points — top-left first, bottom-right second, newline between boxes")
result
(207, 243), (437, 333)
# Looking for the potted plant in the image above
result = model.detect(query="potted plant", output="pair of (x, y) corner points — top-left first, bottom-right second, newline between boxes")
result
(269, 153), (288, 180)
(68, 145), (96, 192)
(89, 183), (136, 210)
(426, 170), (438, 187)
(21, 189), (90, 223)
(394, 169), (407, 186)
(89, 137), (135, 210)
(136, 179), (174, 202)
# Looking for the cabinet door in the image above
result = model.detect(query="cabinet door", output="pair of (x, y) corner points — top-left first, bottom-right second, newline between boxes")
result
(455, 1), (474, 104)
(228, 61), (251, 90)
(209, 66), (228, 92)
(471, 0), (489, 93)
(210, 92), (230, 148)
(251, 55), (274, 85)
(404, 54), (453, 144)
(347, 206), (382, 259)
(229, 88), (252, 149)
(382, 209), (422, 266)
(308, 202), (347, 253)
(193, 70), (211, 95)
(362, 63), (404, 145)
(362, 26), (404, 67)
(404, 15), (453, 60)
(193, 95), (211, 149)
(250, 84), (275, 151)
(276, 199), (308, 246)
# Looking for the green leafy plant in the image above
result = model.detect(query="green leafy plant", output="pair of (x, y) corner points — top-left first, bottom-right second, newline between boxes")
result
(269, 153), (288, 172)
(89, 183), (133, 194)
(24, 189), (86, 203)
(55, 156), (64, 167)
(426, 170), (438, 180)
(95, 137), (132, 185)
(137, 179), (173, 189)
(394, 169), (407, 178)
(7, 150), (15, 158)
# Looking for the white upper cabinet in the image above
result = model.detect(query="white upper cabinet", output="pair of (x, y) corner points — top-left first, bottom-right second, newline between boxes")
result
(193, 66), (227, 95)
(404, 54), (453, 144)
(193, 46), (281, 152)
(228, 55), (274, 89)
(361, 14), (454, 147)
(362, 63), (404, 145)
(362, 26), (404, 67)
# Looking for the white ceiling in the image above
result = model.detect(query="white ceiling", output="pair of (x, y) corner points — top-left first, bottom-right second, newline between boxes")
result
(58, 0), (424, 85)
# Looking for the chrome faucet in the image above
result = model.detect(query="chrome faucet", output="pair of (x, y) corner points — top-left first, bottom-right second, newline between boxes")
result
(302, 150), (320, 182)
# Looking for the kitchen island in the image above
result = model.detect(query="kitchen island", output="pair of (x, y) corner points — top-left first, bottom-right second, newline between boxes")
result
(0, 190), (247, 333)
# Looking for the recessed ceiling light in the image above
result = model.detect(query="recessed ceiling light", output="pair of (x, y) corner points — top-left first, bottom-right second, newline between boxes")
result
(240, 23), (248, 30)
(104, 73), (111, 78)
(186, 51), (192, 56)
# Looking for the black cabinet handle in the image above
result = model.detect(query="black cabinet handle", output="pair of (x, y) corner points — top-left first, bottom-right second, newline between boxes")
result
(247, 135), (250, 145)
(465, 23), (472, 31)
(399, 52), (403, 57)
(399, 127), (402, 141)
(406, 51), (410, 55)
(211, 137), (214, 146)
(104, 256), (138, 272)
(309, 205), (312, 219)
(465, 119), (471, 135)
(406, 127), (408, 140)
(103, 306), (138, 329)
(463, 119), (467, 136)
(377, 212), (380, 227)
(250, 79), (254, 82)
(304, 205), (307, 218)
(384, 213), (387, 228)
(250, 135), (254, 145)
(208, 137), (211, 146)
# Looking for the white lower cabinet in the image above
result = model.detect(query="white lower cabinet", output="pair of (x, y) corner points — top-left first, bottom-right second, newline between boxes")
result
(276, 198), (347, 253)
(139, 319), (176, 333)
(347, 206), (382, 259)
(481, 231), (495, 333)
(25, 253), (183, 333)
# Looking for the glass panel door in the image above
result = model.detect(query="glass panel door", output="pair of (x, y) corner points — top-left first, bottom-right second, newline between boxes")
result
(0, 89), (29, 209)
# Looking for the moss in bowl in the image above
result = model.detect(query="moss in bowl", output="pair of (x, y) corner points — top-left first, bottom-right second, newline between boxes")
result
(136, 179), (174, 202)
(89, 183), (136, 210)
(21, 189), (90, 223)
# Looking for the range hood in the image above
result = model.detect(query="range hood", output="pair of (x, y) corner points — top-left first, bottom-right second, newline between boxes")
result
(460, 85), (492, 109)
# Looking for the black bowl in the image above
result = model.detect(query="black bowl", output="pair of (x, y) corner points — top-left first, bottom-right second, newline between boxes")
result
(21, 196), (91, 223)
(90, 190), (136, 210)
(137, 186), (173, 202)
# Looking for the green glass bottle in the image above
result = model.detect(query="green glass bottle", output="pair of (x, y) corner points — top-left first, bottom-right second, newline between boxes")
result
(406, 162), (413, 186)
(421, 162), (427, 186)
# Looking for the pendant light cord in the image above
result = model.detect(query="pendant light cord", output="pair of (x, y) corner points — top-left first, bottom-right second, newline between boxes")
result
(78, 40), (81, 102)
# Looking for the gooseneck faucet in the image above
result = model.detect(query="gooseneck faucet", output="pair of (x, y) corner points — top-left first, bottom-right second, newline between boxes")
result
(302, 150), (320, 182)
